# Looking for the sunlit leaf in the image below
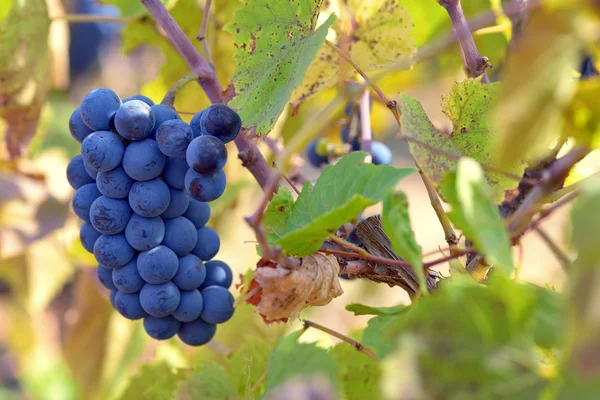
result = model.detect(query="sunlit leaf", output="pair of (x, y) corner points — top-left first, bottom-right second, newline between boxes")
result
(345, 303), (405, 316)
(176, 364), (237, 400)
(330, 343), (382, 400)
(227, 337), (270, 397)
(118, 361), (187, 400)
(263, 188), (293, 243)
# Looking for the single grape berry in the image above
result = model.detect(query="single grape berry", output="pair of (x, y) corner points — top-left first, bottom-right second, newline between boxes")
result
(96, 165), (134, 199)
(72, 183), (101, 221)
(80, 222), (102, 253)
(162, 157), (189, 190)
(186, 135), (228, 174)
(137, 245), (179, 284)
(112, 258), (145, 293)
(192, 226), (220, 261)
(67, 155), (95, 189)
(114, 100), (155, 141)
(307, 140), (329, 168)
(114, 291), (147, 320)
(371, 141), (392, 165)
(97, 264), (117, 291)
(340, 126), (361, 151)
(143, 315), (181, 340)
(173, 254), (206, 290)
(80, 88), (122, 131)
(580, 56), (599, 79)
(84, 162), (98, 179)
(161, 188), (190, 219)
(200, 286), (234, 324)
(173, 289), (203, 322)
(122, 139), (165, 181)
(129, 179), (171, 218)
(93, 233), (135, 269)
(183, 199), (211, 228)
(123, 94), (154, 106)
(200, 260), (232, 289)
(140, 282), (181, 317)
(150, 104), (181, 139)
(177, 318), (216, 346)
(184, 169), (226, 203)
(162, 217), (198, 257)
(156, 119), (194, 157)
(198, 104), (241, 144)
(110, 290), (117, 308)
(189, 110), (205, 138)
(89, 196), (132, 235)
(125, 214), (165, 251)
(81, 131), (125, 172)
(68, 107), (94, 143)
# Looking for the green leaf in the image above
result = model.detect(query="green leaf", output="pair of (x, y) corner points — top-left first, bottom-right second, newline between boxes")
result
(330, 343), (382, 400)
(176, 364), (238, 399)
(265, 330), (341, 392)
(102, 0), (177, 18)
(263, 188), (293, 243)
(440, 158), (514, 272)
(269, 152), (415, 256)
(119, 362), (186, 400)
(345, 303), (406, 316)
(570, 178), (600, 266)
(224, 0), (336, 134)
(382, 190), (426, 293)
(227, 337), (270, 397)
(0, 0), (13, 23)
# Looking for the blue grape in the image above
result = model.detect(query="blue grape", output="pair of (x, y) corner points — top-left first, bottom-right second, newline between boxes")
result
(189, 110), (205, 138)
(340, 126), (361, 151)
(72, 183), (101, 221)
(114, 291), (147, 320)
(307, 140), (329, 168)
(156, 119), (193, 157)
(96, 165), (134, 199)
(93, 233), (135, 268)
(128, 179), (171, 217)
(137, 245), (179, 284)
(371, 141), (392, 165)
(191, 226), (220, 261)
(177, 318), (216, 346)
(112, 258), (144, 293)
(198, 104), (241, 144)
(123, 94), (154, 106)
(81, 131), (125, 172)
(140, 282), (181, 317)
(200, 260), (232, 289)
(80, 221), (101, 253)
(173, 289), (203, 322)
(186, 136), (227, 174)
(67, 155), (95, 189)
(200, 286), (234, 324)
(90, 196), (132, 235)
(150, 104), (180, 138)
(114, 100), (155, 141)
(580, 56), (598, 79)
(162, 157), (188, 190)
(110, 290), (117, 308)
(162, 217), (197, 257)
(161, 188), (190, 219)
(173, 254), (206, 290)
(143, 315), (181, 340)
(184, 169), (226, 202)
(183, 199), (210, 228)
(69, 107), (94, 143)
(80, 88), (122, 131)
(84, 161), (98, 179)
(122, 139), (165, 181)
(125, 214), (165, 251)
(97, 264), (117, 291)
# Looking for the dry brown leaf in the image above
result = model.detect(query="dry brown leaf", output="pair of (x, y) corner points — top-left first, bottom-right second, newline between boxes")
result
(247, 253), (343, 323)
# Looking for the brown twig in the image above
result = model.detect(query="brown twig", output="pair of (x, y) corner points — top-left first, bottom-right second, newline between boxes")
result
(302, 320), (378, 361)
(515, 191), (579, 239)
(534, 226), (571, 271)
(419, 168), (459, 248)
(196, 0), (214, 66)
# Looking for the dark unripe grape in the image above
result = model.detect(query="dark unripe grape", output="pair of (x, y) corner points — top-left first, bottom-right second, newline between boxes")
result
(161, 188), (190, 219)
(173, 290), (203, 322)
(200, 286), (234, 324)
(137, 245), (179, 284)
(183, 199), (210, 228)
(162, 217), (197, 257)
(150, 104), (181, 139)
(371, 141), (392, 165)
(123, 94), (154, 106)
(67, 155), (95, 189)
(173, 254), (206, 290)
(93, 234), (135, 268)
(115, 291), (147, 320)
(184, 169), (226, 203)
(177, 318), (216, 346)
(340, 126), (361, 151)
(69, 107), (94, 143)
(156, 119), (194, 157)
(200, 260), (232, 289)
(307, 140), (329, 168)
(72, 183), (101, 221)
(84, 162), (98, 179)
(162, 157), (188, 190)
(122, 139), (165, 181)
(89, 196), (132, 235)
(186, 136), (227, 174)
(129, 179), (171, 217)
(140, 282), (180, 317)
(125, 214), (165, 251)
(112, 258), (145, 293)
(199, 104), (241, 144)
(80, 88), (122, 131)
(97, 264), (117, 291)
(191, 226), (220, 261)
(144, 315), (181, 340)
(81, 131), (125, 172)
(115, 100), (155, 141)
(96, 165), (134, 199)
(80, 222), (102, 253)
(580, 56), (599, 79)
(189, 110), (205, 138)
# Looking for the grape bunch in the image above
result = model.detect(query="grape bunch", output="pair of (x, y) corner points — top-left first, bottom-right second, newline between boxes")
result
(66, 88), (241, 346)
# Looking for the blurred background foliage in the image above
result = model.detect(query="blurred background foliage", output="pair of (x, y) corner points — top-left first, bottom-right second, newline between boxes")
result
(0, 0), (599, 399)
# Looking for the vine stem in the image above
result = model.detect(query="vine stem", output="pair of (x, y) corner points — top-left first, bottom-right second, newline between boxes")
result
(196, 0), (214, 66)
(533, 227), (571, 271)
(161, 74), (199, 106)
(302, 320), (378, 361)
(359, 89), (372, 157)
(51, 14), (133, 23)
